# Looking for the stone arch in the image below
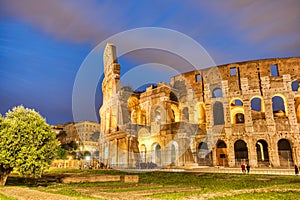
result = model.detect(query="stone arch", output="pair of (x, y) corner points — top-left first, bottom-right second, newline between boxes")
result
(272, 94), (288, 117)
(250, 96), (266, 119)
(294, 96), (300, 123)
(234, 140), (248, 166)
(138, 128), (150, 138)
(213, 101), (224, 125)
(230, 98), (244, 124)
(212, 88), (222, 98)
(256, 139), (269, 167)
(139, 109), (147, 125)
(128, 96), (140, 124)
(170, 104), (180, 122)
(128, 96), (139, 111)
(131, 110), (137, 124)
(166, 141), (179, 165)
(151, 105), (166, 123)
(151, 143), (162, 166)
(278, 139), (294, 167)
(216, 140), (228, 166)
(194, 102), (206, 124)
(170, 91), (178, 102)
(197, 142), (212, 166)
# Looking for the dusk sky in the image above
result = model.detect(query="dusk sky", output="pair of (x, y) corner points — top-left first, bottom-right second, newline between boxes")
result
(1, 0), (300, 125)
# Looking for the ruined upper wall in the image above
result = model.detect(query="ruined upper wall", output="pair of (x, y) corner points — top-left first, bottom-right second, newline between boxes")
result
(171, 57), (300, 95)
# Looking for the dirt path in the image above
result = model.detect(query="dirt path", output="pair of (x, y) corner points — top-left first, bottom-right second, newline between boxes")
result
(1, 186), (300, 200)
(0, 187), (76, 200)
(183, 188), (300, 200)
(76, 186), (201, 200)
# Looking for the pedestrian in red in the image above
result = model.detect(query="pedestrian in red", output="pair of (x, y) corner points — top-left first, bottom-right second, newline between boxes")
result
(241, 163), (246, 173)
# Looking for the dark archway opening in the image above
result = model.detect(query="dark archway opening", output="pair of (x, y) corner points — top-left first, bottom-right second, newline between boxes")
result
(216, 141), (228, 166)
(234, 140), (248, 166)
(213, 102), (224, 125)
(278, 139), (294, 168)
(197, 142), (212, 166)
(256, 140), (269, 167)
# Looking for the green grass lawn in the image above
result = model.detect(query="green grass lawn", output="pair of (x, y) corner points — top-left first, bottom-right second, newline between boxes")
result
(2, 168), (300, 200)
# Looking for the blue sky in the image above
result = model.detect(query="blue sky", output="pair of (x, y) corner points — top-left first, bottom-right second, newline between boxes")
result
(0, 0), (299, 125)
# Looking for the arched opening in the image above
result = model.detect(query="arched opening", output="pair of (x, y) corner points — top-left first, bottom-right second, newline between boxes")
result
(234, 113), (245, 124)
(216, 140), (228, 166)
(131, 110), (137, 124)
(197, 142), (212, 166)
(278, 139), (294, 167)
(250, 97), (265, 119)
(165, 141), (179, 166)
(292, 80), (299, 92)
(234, 140), (248, 166)
(256, 140), (269, 167)
(151, 143), (161, 166)
(171, 144), (176, 164)
(230, 98), (244, 124)
(194, 103), (206, 124)
(294, 97), (300, 123)
(170, 91), (178, 102)
(151, 105), (166, 123)
(212, 88), (222, 98)
(272, 95), (287, 117)
(170, 104), (180, 122)
(231, 99), (243, 106)
(213, 102), (224, 125)
(139, 109), (147, 125)
(182, 107), (189, 121)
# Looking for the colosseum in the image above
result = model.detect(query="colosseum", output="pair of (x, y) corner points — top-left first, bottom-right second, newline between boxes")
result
(99, 43), (300, 169)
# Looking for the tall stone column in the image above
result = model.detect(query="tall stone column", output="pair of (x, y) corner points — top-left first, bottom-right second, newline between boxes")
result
(292, 146), (298, 166)
(243, 100), (254, 133)
(247, 137), (258, 167)
(227, 140), (235, 167)
(268, 136), (280, 167)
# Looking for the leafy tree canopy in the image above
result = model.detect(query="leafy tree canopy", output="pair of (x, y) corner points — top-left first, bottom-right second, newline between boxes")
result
(0, 106), (59, 185)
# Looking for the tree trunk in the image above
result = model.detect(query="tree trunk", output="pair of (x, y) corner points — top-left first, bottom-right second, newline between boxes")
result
(0, 167), (13, 186)
(0, 173), (9, 186)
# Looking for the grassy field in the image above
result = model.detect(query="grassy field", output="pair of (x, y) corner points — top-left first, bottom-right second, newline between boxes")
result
(1, 168), (300, 199)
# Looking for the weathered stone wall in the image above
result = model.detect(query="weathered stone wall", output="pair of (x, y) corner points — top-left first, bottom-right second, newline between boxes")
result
(99, 43), (300, 169)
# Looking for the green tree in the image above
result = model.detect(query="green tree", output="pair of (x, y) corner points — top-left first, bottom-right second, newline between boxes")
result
(56, 130), (67, 144)
(0, 106), (59, 186)
(56, 146), (67, 159)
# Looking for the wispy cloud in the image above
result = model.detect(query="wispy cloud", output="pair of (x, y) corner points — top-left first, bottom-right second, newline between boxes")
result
(0, 0), (126, 44)
(203, 0), (300, 53)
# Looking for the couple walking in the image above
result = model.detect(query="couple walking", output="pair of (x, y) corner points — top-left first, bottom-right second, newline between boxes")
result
(241, 163), (250, 174)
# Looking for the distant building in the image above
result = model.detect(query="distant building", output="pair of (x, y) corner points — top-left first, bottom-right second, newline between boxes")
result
(99, 43), (300, 169)
(54, 121), (101, 156)
(74, 121), (101, 153)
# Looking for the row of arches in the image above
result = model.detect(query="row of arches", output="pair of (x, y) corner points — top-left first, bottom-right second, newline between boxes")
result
(214, 95), (300, 125)
(139, 138), (294, 168)
(213, 139), (293, 167)
(128, 94), (300, 127)
(139, 141), (179, 166)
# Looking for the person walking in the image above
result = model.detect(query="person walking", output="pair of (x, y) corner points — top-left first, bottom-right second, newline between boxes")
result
(295, 165), (299, 175)
(246, 164), (250, 174)
(241, 163), (246, 174)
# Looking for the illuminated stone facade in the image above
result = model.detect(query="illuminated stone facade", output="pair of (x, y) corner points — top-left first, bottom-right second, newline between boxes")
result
(62, 121), (100, 153)
(99, 43), (300, 168)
